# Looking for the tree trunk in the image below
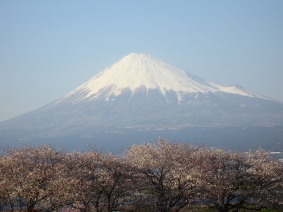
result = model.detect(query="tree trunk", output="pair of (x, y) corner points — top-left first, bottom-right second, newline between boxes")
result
(26, 203), (36, 212)
(214, 203), (230, 212)
(8, 199), (14, 212)
(94, 195), (104, 212)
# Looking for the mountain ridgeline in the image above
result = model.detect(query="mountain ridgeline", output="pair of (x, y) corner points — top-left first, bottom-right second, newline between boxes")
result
(1, 53), (283, 153)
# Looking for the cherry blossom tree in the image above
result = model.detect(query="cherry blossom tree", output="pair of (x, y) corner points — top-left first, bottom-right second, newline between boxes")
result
(0, 154), (20, 212)
(67, 150), (133, 212)
(245, 149), (283, 210)
(124, 139), (200, 212)
(195, 148), (252, 212)
(39, 154), (76, 212)
(196, 148), (283, 212)
(65, 151), (103, 212)
(96, 153), (133, 212)
(1, 146), (68, 212)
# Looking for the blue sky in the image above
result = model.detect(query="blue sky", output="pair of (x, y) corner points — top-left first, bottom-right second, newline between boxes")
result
(1, 0), (283, 122)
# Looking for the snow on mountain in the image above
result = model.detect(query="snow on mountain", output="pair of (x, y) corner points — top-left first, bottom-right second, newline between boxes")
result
(207, 82), (270, 100)
(62, 53), (267, 103)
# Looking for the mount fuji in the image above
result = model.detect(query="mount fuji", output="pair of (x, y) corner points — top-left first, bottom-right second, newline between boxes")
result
(1, 53), (283, 152)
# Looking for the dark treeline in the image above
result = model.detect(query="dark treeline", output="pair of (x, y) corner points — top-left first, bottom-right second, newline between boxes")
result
(0, 139), (282, 212)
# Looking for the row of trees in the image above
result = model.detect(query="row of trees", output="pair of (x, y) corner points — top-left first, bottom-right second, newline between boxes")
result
(0, 140), (282, 212)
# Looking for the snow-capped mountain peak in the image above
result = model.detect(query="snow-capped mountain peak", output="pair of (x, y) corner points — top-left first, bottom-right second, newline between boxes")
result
(63, 53), (268, 102)
(1, 53), (283, 152)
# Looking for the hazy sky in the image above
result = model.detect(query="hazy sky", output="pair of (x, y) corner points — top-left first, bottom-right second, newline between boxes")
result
(1, 1), (283, 122)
